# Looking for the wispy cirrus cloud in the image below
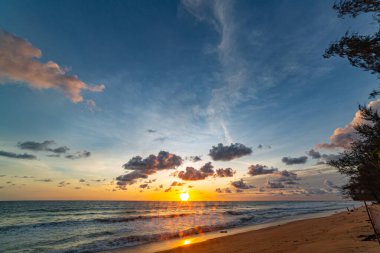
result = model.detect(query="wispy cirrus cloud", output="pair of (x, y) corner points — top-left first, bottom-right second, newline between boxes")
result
(181, 0), (248, 143)
(0, 29), (104, 103)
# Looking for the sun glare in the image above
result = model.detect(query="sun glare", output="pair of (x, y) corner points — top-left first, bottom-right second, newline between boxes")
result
(180, 192), (189, 201)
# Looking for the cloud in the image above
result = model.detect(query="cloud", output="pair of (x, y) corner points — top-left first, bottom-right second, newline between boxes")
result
(147, 129), (157, 133)
(209, 143), (252, 161)
(58, 181), (70, 187)
(278, 170), (298, 181)
(79, 179), (85, 183)
(181, 0), (249, 143)
(116, 151), (183, 187)
(153, 137), (168, 142)
(171, 181), (186, 187)
(139, 183), (149, 189)
(306, 149), (321, 159)
(199, 162), (214, 175)
(0, 150), (36, 160)
(65, 151), (91, 160)
(231, 179), (255, 189)
(257, 144), (271, 150)
(324, 179), (340, 189)
(188, 156), (202, 162)
(248, 164), (278, 176)
(164, 187), (172, 192)
(265, 180), (285, 189)
(215, 187), (232, 193)
(178, 167), (208, 181)
(18, 140), (70, 154)
(319, 154), (342, 164)
(317, 99), (380, 149)
(18, 140), (54, 151)
(0, 29), (104, 103)
(36, 179), (53, 182)
(281, 156), (308, 165)
(215, 167), (235, 177)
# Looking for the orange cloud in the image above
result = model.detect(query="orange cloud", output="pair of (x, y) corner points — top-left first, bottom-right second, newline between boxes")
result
(317, 99), (380, 149)
(0, 29), (104, 103)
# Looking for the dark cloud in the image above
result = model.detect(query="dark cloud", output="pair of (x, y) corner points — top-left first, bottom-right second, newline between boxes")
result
(74, 187), (81, 190)
(18, 140), (54, 151)
(139, 183), (149, 189)
(266, 180), (285, 189)
(189, 156), (202, 162)
(65, 151), (91, 160)
(0, 150), (36, 160)
(248, 164), (278, 176)
(49, 146), (70, 154)
(159, 184), (163, 188)
(36, 179), (53, 182)
(58, 181), (70, 187)
(116, 151), (182, 187)
(209, 143), (252, 161)
(306, 149), (321, 159)
(320, 154), (342, 163)
(79, 179), (85, 183)
(18, 140), (92, 160)
(199, 162), (214, 175)
(278, 170), (298, 180)
(147, 129), (157, 133)
(215, 187), (232, 193)
(281, 156), (307, 165)
(171, 181), (186, 187)
(231, 179), (255, 189)
(18, 140), (69, 154)
(257, 144), (271, 150)
(0, 175), (5, 177)
(215, 168), (235, 177)
(164, 187), (172, 192)
(178, 167), (208, 181)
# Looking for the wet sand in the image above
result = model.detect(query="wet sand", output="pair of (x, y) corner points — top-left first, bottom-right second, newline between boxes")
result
(156, 206), (379, 253)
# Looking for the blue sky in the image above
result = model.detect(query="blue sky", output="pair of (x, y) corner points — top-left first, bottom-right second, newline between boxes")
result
(0, 0), (377, 200)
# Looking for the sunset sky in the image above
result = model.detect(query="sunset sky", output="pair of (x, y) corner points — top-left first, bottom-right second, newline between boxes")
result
(0, 0), (377, 201)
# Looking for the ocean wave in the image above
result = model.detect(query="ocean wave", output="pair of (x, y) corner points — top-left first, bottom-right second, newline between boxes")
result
(49, 223), (237, 253)
(95, 212), (197, 223)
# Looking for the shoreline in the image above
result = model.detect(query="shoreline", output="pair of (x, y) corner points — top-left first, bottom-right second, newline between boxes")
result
(105, 206), (374, 253)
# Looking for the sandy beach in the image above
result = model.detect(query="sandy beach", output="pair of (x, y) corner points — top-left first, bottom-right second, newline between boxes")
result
(154, 206), (379, 253)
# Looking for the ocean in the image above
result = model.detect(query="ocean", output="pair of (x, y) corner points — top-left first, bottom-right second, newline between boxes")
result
(0, 201), (359, 252)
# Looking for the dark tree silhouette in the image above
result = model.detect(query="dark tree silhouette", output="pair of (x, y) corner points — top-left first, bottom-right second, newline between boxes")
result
(329, 106), (380, 202)
(324, 0), (380, 98)
(326, 1), (380, 202)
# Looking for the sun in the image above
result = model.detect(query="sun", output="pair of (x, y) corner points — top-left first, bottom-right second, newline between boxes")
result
(180, 192), (189, 201)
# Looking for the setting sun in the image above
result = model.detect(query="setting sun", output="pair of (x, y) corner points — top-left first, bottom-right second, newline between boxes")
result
(180, 192), (189, 201)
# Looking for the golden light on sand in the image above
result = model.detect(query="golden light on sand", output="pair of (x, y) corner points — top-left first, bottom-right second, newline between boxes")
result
(180, 192), (189, 201)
